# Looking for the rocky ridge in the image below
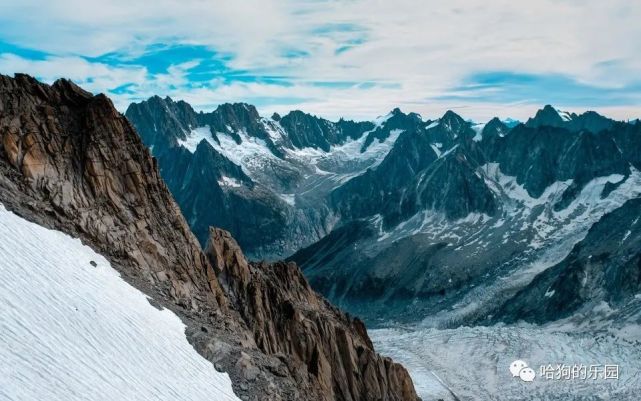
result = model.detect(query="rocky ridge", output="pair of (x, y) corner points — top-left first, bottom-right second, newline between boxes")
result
(206, 227), (418, 401)
(0, 73), (419, 401)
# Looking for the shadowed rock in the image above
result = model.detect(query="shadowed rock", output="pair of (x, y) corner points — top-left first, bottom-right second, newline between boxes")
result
(206, 227), (420, 401)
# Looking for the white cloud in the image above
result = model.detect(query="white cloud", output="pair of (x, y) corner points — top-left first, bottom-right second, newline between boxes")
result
(0, 0), (639, 120)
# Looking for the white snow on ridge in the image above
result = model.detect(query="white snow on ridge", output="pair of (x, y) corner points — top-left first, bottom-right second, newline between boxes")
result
(426, 120), (440, 130)
(287, 127), (403, 170)
(218, 176), (242, 188)
(372, 111), (394, 128)
(178, 126), (218, 153)
(470, 122), (486, 142)
(556, 108), (573, 121)
(0, 205), (241, 401)
(177, 120), (404, 190)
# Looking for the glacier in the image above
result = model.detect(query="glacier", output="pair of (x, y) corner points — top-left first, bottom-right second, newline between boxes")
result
(370, 323), (641, 401)
(0, 205), (241, 401)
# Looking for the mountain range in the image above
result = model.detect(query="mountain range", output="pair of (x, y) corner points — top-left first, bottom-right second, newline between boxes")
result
(3, 72), (640, 400)
(127, 98), (641, 330)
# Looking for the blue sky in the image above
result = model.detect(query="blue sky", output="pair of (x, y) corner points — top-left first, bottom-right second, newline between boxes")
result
(0, 0), (639, 121)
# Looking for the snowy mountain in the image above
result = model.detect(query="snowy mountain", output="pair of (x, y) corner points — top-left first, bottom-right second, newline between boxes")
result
(126, 98), (421, 258)
(127, 96), (641, 332)
(125, 93), (641, 400)
(287, 107), (640, 326)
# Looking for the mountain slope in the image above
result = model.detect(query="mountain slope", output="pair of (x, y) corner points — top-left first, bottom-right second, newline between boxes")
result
(126, 97), (414, 258)
(0, 74), (419, 401)
(491, 197), (641, 325)
(294, 107), (641, 325)
(205, 228), (418, 401)
(125, 90), (641, 332)
(0, 205), (241, 401)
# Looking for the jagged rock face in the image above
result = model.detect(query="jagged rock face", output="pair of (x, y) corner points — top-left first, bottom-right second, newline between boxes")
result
(361, 109), (423, 150)
(0, 74), (420, 401)
(0, 74), (225, 310)
(525, 104), (615, 133)
(205, 227), (419, 401)
(330, 112), (496, 228)
(124, 95), (199, 152)
(276, 110), (376, 151)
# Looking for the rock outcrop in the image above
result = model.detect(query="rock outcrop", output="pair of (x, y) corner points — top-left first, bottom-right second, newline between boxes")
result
(0, 73), (225, 310)
(0, 73), (419, 401)
(205, 227), (418, 401)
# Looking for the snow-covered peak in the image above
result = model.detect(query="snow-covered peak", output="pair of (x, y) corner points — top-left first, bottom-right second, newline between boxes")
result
(372, 111), (395, 128)
(556, 108), (573, 122)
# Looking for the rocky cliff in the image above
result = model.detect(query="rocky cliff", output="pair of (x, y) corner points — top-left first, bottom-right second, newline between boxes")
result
(206, 227), (417, 401)
(0, 73), (419, 401)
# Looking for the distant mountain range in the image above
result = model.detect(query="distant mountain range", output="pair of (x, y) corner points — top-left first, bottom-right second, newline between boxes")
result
(127, 97), (641, 329)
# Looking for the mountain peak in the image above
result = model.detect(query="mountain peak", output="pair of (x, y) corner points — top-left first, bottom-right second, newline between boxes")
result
(51, 78), (93, 99)
(441, 109), (465, 122)
(215, 102), (260, 117)
(440, 110), (467, 132)
(482, 117), (510, 139)
(526, 104), (566, 128)
(526, 105), (614, 133)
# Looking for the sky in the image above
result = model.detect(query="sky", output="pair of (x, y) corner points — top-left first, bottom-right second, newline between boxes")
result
(0, 0), (639, 122)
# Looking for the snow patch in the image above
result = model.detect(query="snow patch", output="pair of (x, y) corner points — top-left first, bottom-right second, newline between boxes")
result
(279, 193), (296, 206)
(0, 205), (241, 401)
(556, 108), (573, 121)
(178, 126), (218, 153)
(471, 122), (486, 142)
(426, 120), (440, 130)
(218, 176), (242, 188)
(372, 111), (394, 128)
